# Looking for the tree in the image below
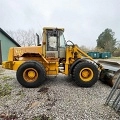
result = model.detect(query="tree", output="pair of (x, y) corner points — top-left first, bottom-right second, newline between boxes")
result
(79, 45), (90, 52)
(7, 29), (38, 46)
(96, 28), (117, 53)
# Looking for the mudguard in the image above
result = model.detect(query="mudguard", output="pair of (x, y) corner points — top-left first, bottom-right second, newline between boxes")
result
(69, 59), (86, 75)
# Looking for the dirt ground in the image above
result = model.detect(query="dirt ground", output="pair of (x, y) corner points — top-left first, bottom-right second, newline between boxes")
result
(0, 59), (120, 120)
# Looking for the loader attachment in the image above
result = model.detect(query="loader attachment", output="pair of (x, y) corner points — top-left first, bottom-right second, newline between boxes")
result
(98, 60), (120, 87)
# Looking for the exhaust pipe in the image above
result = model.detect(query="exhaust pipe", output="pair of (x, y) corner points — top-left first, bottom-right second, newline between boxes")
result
(36, 33), (41, 46)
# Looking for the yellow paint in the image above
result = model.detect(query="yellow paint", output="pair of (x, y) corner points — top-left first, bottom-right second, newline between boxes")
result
(23, 68), (38, 83)
(64, 46), (74, 75)
(2, 61), (13, 69)
(79, 68), (93, 82)
(14, 46), (42, 56)
(28, 70), (36, 78)
(43, 27), (64, 31)
(8, 48), (14, 61)
(46, 61), (59, 75)
(12, 61), (25, 70)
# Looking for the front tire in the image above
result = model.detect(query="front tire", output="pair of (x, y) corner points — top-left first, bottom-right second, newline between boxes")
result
(73, 61), (98, 87)
(16, 61), (46, 88)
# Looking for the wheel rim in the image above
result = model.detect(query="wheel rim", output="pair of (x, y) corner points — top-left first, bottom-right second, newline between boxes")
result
(23, 68), (38, 83)
(79, 68), (93, 82)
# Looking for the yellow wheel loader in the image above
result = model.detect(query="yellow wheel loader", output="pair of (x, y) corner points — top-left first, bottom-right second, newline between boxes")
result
(2, 27), (106, 88)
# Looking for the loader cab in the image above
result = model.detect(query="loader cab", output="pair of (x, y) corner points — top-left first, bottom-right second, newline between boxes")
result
(43, 27), (66, 58)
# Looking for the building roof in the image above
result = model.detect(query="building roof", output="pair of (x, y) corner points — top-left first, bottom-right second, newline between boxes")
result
(0, 28), (21, 47)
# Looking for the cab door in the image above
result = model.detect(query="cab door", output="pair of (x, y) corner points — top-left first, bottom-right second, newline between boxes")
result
(46, 30), (58, 58)
(58, 32), (66, 58)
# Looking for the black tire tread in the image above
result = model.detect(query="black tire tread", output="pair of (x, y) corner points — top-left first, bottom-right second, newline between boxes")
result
(72, 61), (98, 87)
(16, 60), (46, 88)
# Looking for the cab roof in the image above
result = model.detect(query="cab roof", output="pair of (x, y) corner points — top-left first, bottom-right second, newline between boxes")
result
(43, 27), (64, 31)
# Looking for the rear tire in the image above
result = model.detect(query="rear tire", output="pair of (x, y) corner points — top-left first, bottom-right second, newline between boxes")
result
(16, 61), (46, 88)
(73, 61), (98, 87)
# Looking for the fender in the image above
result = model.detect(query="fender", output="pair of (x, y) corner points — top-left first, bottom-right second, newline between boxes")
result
(69, 59), (86, 75)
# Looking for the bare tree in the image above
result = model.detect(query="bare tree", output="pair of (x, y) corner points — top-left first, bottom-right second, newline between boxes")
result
(6, 29), (37, 46)
(79, 45), (90, 53)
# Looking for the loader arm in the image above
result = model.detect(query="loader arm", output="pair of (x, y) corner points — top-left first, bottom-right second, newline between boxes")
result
(75, 45), (94, 61)
(72, 45), (103, 69)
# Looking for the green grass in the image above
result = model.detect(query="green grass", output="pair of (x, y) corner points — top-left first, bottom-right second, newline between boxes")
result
(0, 83), (12, 97)
(32, 114), (53, 120)
(2, 76), (14, 81)
(0, 69), (5, 75)
(111, 57), (120, 59)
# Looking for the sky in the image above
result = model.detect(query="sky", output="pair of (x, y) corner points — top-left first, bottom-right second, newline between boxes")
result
(0, 0), (120, 48)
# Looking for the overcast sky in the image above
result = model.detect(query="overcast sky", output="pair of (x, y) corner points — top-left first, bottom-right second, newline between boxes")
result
(0, 0), (120, 48)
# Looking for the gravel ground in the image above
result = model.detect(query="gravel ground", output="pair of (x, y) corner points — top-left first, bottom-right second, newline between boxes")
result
(0, 66), (120, 120)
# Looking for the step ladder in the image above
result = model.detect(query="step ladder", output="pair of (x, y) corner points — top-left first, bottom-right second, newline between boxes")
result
(105, 74), (120, 113)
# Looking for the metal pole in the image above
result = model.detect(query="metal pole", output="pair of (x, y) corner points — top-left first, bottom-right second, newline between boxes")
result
(105, 74), (120, 105)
